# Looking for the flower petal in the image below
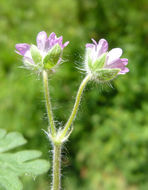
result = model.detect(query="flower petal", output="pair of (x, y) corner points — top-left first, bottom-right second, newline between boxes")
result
(36, 31), (48, 51)
(105, 58), (129, 74)
(121, 58), (128, 65)
(49, 32), (56, 40)
(91, 38), (98, 46)
(15, 43), (30, 56)
(97, 39), (108, 56)
(63, 41), (69, 47)
(106, 59), (124, 69)
(56, 36), (63, 47)
(86, 43), (94, 48)
(48, 32), (57, 49)
(118, 67), (129, 74)
(106, 48), (123, 65)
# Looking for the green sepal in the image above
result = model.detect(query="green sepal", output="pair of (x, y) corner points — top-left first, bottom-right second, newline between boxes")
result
(87, 55), (93, 70)
(30, 45), (42, 65)
(85, 48), (93, 70)
(92, 53), (107, 71)
(96, 68), (120, 82)
(43, 44), (61, 69)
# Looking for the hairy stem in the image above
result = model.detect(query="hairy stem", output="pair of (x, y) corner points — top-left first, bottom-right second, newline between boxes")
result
(52, 144), (61, 190)
(43, 70), (56, 136)
(60, 74), (91, 139)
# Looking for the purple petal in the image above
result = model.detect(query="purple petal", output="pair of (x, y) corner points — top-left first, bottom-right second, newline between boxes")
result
(106, 48), (123, 65)
(49, 32), (56, 40)
(55, 36), (63, 47)
(98, 39), (108, 56)
(15, 43), (30, 56)
(63, 41), (69, 47)
(86, 43), (94, 48)
(121, 58), (128, 65)
(36, 31), (48, 51)
(44, 38), (50, 51)
(105, 58), (129, 74)
(106, 59), (125, 70)
(118, 67), (129, 74)
(57, 36), (63, 43)
(91, 38), (98, 46)
(48, 32), (69, 49)
(48, 33), (56, 49)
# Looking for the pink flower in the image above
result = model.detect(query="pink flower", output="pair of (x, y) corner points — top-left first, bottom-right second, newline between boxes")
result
(15, 31), (69, 70)
(85, 39), (129, 75)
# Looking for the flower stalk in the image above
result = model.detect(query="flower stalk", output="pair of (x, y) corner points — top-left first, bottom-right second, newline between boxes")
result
(60, 74), (91, 139)
(43, 70), (56, 136)
(52, 144), (62, 190)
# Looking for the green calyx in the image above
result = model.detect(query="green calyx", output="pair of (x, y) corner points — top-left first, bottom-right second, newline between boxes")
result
(43, 44), (62, 69)
(95, 68), (121, 82)
(87, 52), (107, 72)
(93, 53), (107, 70)
(30, 45), (42, 65)
(86, 51), (120, 82)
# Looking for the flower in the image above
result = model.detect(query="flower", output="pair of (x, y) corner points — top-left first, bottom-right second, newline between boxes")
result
(15, 31), (69, 71)
(85, 38), (129, 82)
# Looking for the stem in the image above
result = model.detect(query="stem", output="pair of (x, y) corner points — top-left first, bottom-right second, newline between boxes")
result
(60, 74), (91, 139)
(52, 144), (61, 190)
(43, 70), (56, 136)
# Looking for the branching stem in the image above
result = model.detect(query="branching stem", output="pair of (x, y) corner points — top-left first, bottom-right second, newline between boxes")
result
(43, 71), (91, 190)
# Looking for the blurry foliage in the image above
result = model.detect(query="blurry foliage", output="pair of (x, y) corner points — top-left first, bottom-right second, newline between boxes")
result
(0, 0), (148, 189)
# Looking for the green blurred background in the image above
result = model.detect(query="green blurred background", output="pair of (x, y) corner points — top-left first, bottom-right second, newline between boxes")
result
(0, 0), (148, 189)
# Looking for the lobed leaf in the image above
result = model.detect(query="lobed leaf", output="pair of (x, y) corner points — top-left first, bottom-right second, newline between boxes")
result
(0, 129), (50, 190)
(0, 132), (27, 153)
(0, 170), (23, 190)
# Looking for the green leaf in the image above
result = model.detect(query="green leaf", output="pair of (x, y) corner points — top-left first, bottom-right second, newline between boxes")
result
(0, 132), (27, 153)
(43, 43), (61, 69)
(0, 129), (50, 190)
(20, 159), (50, 176)
(30, 45), (42, 65)
(0, 170), (23, 190)
(96, 68), (120, 82)
(13, 150), (42, 162)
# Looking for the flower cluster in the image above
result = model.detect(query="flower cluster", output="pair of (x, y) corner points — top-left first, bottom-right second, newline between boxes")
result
(15, 31), (69, 71)
(85, 39), (129, 82)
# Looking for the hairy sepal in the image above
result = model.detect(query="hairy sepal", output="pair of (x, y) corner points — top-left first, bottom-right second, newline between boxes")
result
(43, 44), (61, 69)
(96, 68), (120, 82)
(30, 45), (42, 65)
(92, 53), (107, 71)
